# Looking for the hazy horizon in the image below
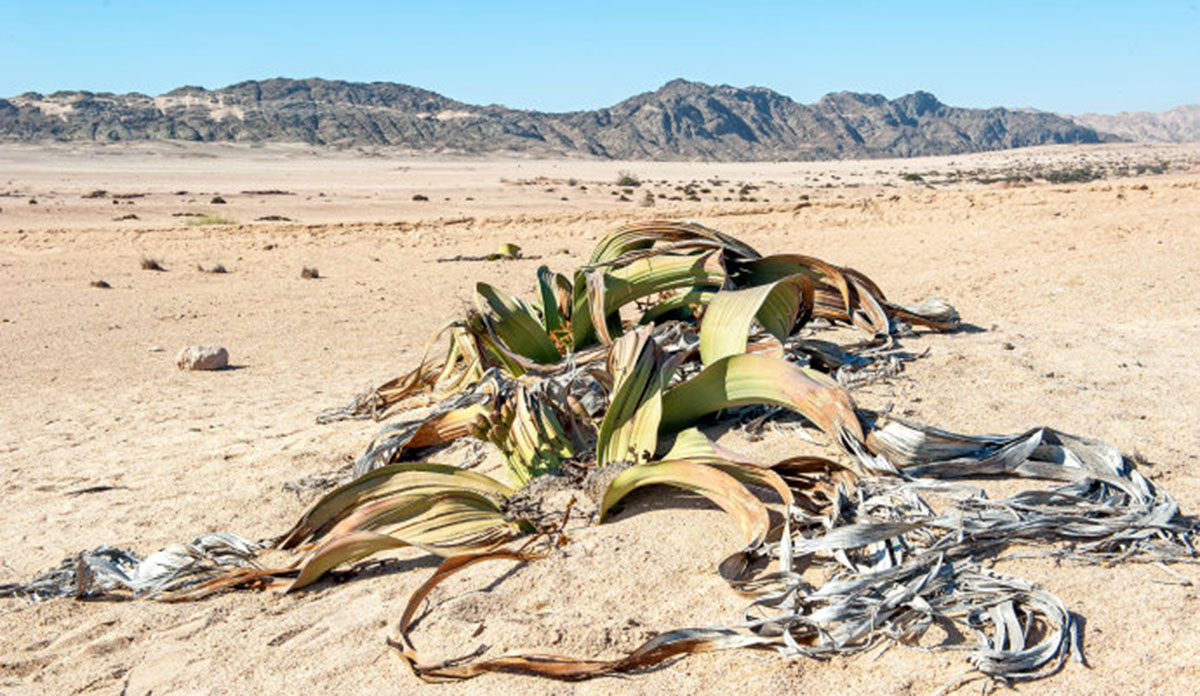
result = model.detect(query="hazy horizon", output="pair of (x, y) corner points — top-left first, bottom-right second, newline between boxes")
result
(2, 1), (1197, 115)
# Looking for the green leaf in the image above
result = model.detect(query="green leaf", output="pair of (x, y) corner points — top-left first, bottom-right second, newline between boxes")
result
(288, 530), (410, 591)
(277, 463), (514, 549)
(699, 275), (812, 366)
(730, 253), (851, 312)
(481, 386), (578, 486)
(571, 253), (724, 348)
(659, 353), (864, 446)
(730, 255), (898, 339)
(596, 327), (665, 466)
(588, 220), (761, 265)
(600, 459), (769, 549)
(662, 427), (718, 460)
(476, 282), (562, 364)
(637, 286), (718, 325)
(535, 265), (566, 334)
(662, 427), (755, 463)
(288, 490), (517, 590)
(661, 431), (793, 507)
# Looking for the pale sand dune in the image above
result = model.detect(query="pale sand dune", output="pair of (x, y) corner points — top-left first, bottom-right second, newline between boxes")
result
(0, 142), (1198, 695)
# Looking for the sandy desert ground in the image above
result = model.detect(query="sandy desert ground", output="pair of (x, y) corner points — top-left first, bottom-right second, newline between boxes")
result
(1, 141), (1199, 695)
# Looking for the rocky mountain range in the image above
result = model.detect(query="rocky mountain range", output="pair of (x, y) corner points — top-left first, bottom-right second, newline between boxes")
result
(1069, 105), (1200, 144)
(0, 77), (1187, 160)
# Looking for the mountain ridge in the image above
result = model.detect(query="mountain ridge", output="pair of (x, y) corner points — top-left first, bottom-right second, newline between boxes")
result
(0, 77), (1136, 160)
(1069, 104), (1200, 144)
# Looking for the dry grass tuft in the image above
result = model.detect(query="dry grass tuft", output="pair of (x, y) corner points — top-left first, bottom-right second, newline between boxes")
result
(187, 215), (237, 226)
(300, 266), (320, 279)
(140, 257), (165, 271)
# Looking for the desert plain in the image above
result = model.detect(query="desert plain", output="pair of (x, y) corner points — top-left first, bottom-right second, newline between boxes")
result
(1, 140), (1199, 695)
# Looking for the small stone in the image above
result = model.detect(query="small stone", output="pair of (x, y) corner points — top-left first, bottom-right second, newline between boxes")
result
(176, 345), (229, 371)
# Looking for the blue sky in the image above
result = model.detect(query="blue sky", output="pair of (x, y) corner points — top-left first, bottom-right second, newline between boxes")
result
(1, 1), (1196, 114)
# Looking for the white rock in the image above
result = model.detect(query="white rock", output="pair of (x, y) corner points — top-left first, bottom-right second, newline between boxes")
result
(176, 345), (229, 371)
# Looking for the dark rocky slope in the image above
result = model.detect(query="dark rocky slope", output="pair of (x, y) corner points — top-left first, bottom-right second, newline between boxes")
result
(0, 77), (1106, 160)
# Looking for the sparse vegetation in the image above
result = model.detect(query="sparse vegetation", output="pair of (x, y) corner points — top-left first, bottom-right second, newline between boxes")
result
(901, 172), (924, 182)
(300, 266), (320, 279)
(140, 256), (165, 271)
(197, 263), (228, 274)
(412, 194), (429, 202)
(485, 243), (523, 261)
(210, 196), (227, 204)
(89, 280), (111, 289)
(615, 171), (641, 187)
(113, 213), (139, 221)
(255, 215), (293, 222)
(1041, 167), (1102, 184)
(187, 215), (237, 226)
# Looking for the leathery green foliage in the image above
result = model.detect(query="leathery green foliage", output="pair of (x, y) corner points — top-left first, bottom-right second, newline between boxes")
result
(256, 220), (962, 599)
(28, 220), (1198, 688)
(299, 220), (957, 592)
(293, 221), (1194, 685)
